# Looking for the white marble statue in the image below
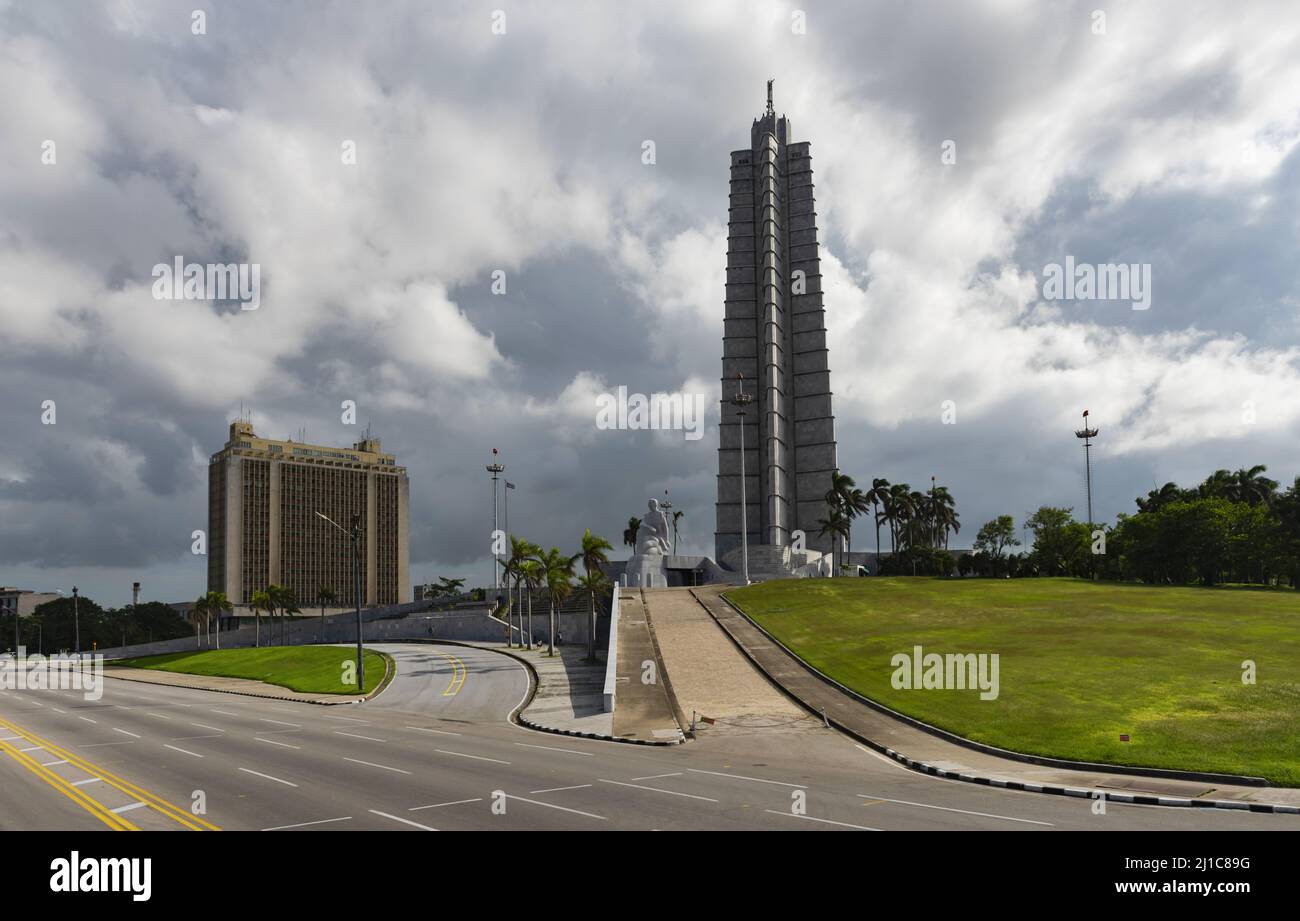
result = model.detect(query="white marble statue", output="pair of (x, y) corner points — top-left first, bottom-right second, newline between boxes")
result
(636, 498), (672, 557)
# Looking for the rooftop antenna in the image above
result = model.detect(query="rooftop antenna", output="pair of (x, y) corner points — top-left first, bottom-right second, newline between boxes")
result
(765, 78), (775, 117)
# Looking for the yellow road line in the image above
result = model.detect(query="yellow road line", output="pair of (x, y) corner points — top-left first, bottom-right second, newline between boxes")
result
(0, 736), (136, 830)
(436, 652), (466, 697)
(0, 715), (220, 831)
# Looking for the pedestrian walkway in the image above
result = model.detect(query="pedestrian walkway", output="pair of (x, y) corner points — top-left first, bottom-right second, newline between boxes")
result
(640, 587), (815, 738)
(692, 585), (1300, 810)
(611, 590), (684, 743)
(456, 640), (613, 737)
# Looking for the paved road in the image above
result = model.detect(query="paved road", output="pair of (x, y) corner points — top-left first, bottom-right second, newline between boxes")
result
(1, 642), (1296, 831)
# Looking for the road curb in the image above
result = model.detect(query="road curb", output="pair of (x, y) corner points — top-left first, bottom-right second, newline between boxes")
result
(425, 639), (684, 746)
(102, 650), (395, 707)
(696, 589), (1299, 815)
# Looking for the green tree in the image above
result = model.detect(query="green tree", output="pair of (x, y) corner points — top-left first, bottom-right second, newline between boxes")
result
(579, 529), (613, 661)
(974, 515), (1020, 573)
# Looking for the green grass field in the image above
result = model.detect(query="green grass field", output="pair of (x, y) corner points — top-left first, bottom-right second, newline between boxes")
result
(727, 577), (1300, 785)
(116, 646), (389, 695)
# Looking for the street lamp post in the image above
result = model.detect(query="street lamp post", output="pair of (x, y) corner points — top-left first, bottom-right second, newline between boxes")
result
(316, 511), (364, 694)
(72, 586), (80, 655)
(730, 374), (754, 585)
(1073, 410), (1099, 528)
(486, 451), (505, 592)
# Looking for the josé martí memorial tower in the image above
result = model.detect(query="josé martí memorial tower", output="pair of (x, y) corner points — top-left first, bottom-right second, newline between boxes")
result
(715, 81), (838, 576)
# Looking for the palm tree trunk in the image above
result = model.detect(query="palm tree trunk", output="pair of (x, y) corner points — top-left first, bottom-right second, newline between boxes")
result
(587, 592), (596, 663)
(527, 589), (533, 650)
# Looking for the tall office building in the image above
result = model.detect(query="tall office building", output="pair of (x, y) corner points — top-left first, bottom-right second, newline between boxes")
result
(716, 82), (838, 561)
(208, 421), (410, 607)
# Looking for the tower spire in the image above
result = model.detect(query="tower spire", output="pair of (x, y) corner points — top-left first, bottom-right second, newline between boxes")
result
(765, 78), (774, 116)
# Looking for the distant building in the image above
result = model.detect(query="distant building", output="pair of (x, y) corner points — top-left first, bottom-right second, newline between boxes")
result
(207, 421), (411, 608)
(0, 587), (61, 618)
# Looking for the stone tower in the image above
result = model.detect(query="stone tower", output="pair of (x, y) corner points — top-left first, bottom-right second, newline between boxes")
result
(715, 81), (837, 562)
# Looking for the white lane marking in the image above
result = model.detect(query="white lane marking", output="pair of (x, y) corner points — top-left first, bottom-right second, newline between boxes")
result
(210, 709), (239, 716)
(255, 737), (302, 750)
(51, 708), (66, 714)
(71, 778), (102, 787)
(0, 735), (22, 741)
(189, 722), (224, 732)
(239, 767), (298, 787)
(113, 728), (141, 738)
(264, 816), (353, 831)
(598, 779), (718, 802)
(147, 713), (172, 720)
(343, 757), (410, 775)
(27, 701), (43, 707)
(335, 731), (387, 743)
(78, 717), (98, 724)
(40, 760), (69, 767)
(259, 718), (300, 727)
(435, 749), (510, 765)
(631, 772), (683, 781)
(17, 746), (44, 753)
(404, 726), (460, 736)
(111, 802), (148, 815)
(764, 809), (879, 831)
(163, 744), (203, 758)
(80, 741), (134, 748)
(368, 809), (437, 831)
(856, 793), (1055, 826)
(170, 733), (223, 741)
(503, 794), (606, 821)
(687, 767), (803, 788)
(513, 742), (594, 757)
(325, 716), (370, 724)
(409, 798), (483, 811)
(529, 784), (592, 795)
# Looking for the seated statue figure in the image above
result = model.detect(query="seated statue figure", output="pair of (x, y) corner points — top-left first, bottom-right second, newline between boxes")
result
(635, 498), (672, 557)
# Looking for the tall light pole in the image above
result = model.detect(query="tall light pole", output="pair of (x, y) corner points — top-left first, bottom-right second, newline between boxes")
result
(1074, 410), (1099, 527)
(730, 374), (754, 585)
(316, 511), (364, 694)
(72, 586), (80, 655)
(486, 450), (505, 591)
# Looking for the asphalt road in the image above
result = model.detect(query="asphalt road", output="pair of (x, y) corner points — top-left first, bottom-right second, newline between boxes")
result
(1, 642), (1296, 831)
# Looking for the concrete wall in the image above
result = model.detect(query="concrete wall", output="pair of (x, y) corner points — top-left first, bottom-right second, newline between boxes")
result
(97, 600), (603, 660)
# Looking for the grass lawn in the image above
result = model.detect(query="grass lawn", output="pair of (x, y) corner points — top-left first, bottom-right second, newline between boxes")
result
(116, 646), (389, 695)
(727, 577), (1300, 785)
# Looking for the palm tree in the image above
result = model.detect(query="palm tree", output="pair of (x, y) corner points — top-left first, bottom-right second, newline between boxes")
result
(204, 590), (233, 650)
(623, 517), (641, 551)
(865, 478), (890, 570)
(250, 589), (270, 647)
(540, 547), (577, 657)
(521, 559), (544, 649)
(886, 483), (913, 557)
(316, 586), (337, 643)
(1233, 465), (1278, 506)
(816, 509), (851, 576)
(671, 510), (684, 554)
(190, 595), (208, 649)
(268, 584), (297, 645)
(579, 529), (614, 662)
(500, 536), (536, 648)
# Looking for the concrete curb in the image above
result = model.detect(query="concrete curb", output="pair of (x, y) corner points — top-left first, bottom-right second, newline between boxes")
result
(699, 589), (1298, 814)
(425, 639), (684, 746)
(102, 651), (395, 707)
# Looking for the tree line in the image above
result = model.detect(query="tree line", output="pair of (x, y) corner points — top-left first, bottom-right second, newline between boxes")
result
(966, 465), (1300, 586)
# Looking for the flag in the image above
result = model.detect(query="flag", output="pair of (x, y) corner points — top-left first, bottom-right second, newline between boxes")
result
(506, 481), (516, 490)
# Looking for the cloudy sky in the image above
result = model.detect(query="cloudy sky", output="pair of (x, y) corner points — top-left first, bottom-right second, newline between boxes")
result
(3, 0), (1299, 605)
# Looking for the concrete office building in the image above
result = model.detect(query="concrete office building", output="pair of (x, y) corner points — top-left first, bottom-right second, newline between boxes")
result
(716, 81), (838, 561)
(0, 587), (61, 618)
(208, 421), (411, 608)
